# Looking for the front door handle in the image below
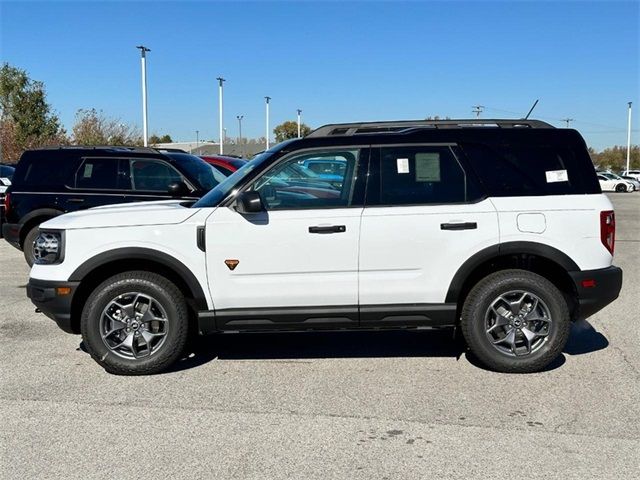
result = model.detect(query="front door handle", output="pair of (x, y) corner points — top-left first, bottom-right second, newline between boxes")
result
(308, 225), (346, 234)
(67, 198), (85, 203)
(440, 222), (477, 230)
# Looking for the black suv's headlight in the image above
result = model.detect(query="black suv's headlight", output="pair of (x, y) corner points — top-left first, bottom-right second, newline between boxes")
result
(33, 231), (64, 265)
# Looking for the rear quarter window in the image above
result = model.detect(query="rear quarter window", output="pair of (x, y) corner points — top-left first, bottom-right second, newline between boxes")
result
(461, 141), (600, 196)
(12, 152), (80, 188)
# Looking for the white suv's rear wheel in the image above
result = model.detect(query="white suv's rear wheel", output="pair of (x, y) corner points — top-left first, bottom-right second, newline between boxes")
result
(81, 271), (189, 375)
(461, 269), (570, 373)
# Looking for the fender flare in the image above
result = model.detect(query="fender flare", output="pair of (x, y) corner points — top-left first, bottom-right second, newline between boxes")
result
(69, 247), (208, 310)
(445, 241), (580, 303)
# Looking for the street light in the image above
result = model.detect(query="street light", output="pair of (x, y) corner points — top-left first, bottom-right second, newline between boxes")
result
(136, 45), (151, 146)
(265, 96), (271, 149)
(237, 115), (244, 157)
(297, 109), (302, 138)
(626, 102), (633, 173)
(216, 77), (225, 154)
(195, 130), (199, 152)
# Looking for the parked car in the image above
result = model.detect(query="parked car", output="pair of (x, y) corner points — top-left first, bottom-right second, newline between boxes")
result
(0, 164), (15, 182)
(619, 169), (640, 181)
(299, 157), (346, 183)
(200, 155), (247, 176)
(3, 147), (226, 265)
(597, 173), (634, 192)
(0, 165), (14, 238)
(620, 175), (640, 190)
(27, 119), (622, 375)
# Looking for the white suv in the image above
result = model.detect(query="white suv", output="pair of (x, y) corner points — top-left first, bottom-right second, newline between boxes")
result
(27, 119), (623, 375)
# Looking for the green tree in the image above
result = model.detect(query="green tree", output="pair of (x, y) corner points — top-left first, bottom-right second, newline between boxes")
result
(273, 120), (311, 142)
(149, 134), (173, 144)
(71, 109), (142, 146)
(0, 63), (66, 162)
(589, 145), (639, 171)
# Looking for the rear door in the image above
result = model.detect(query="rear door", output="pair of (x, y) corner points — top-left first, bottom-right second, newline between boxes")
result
(358, 144), (499, 326)
(63, 157), (127, 210)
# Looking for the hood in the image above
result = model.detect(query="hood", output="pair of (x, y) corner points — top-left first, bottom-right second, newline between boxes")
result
(42, 200), (199, 230)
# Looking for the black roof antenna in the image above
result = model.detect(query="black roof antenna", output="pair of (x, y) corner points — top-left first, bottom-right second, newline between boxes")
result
(524, 99), (539, 120)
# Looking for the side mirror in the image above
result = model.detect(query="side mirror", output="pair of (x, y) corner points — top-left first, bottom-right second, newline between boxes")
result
(167, 181), (189, 197)
(234, 191), (265, 214)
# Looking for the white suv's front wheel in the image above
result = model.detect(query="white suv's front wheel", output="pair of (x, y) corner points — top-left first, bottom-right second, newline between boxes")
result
(461, 269), (571, 373)
(81, 271), (189, 375)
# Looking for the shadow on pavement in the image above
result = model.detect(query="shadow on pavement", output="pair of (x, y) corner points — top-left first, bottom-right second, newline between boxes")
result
(564, 319), (609, 355)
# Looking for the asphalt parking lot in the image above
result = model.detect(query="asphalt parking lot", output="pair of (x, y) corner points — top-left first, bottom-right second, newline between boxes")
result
(1, 193), (639, 479)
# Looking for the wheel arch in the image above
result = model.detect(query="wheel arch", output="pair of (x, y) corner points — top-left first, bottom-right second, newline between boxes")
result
(68, 248), (208, 334)
(446, 242), (580, 320)
(19, 208), (64, 247)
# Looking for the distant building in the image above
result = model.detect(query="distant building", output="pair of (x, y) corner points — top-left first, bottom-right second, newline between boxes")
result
(153, 141), (266, 159)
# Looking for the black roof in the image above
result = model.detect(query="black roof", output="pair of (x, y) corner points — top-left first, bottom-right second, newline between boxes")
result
(308, 119), (554, 138)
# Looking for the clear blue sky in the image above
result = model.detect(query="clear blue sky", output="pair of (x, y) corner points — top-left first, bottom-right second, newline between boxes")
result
(1, 0), (638, 149)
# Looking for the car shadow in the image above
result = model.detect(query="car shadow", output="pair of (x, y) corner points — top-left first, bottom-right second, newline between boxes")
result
(563, 319), (609, 355)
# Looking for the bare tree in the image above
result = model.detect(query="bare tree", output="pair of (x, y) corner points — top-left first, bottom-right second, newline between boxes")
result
(71, 109), (142, 146)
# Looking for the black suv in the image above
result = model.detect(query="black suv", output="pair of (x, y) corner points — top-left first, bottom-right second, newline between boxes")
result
(3, 146), (225, 265)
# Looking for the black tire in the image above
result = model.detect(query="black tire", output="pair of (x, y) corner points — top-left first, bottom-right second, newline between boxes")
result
(81, 271), (189, 375)
(22, 225), (40, 267)
(615, 183), (627, 192)
(461, 269), (570, 373)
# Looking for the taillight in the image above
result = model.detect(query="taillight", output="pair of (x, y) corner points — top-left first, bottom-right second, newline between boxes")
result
(600, 210), (615, 255)
(3, 192), (9, 216)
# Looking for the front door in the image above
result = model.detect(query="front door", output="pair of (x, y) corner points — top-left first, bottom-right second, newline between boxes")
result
(205, 147), (368, 330)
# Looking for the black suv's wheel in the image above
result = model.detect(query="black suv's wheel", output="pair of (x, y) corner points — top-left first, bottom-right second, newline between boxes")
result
(461, 269), (570, 373)
(81, 271), (189, 375)
(615, 183), (627, 192)
(22, 225), (40, 267)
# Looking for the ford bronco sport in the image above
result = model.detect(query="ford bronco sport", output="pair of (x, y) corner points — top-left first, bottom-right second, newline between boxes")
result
(26, 119), (623, 375)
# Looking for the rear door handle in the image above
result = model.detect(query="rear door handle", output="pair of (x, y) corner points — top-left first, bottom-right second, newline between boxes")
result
(67, 198), (85, 203)
(440, 222), (477, 230)
(308, 225), (346, 234)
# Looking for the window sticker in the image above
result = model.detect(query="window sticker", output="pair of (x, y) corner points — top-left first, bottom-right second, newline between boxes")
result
(545, 169), (568, 183)
(415, 153), (441, 182)
(83, 164), (94, 178)
(396, 158), (410, 174)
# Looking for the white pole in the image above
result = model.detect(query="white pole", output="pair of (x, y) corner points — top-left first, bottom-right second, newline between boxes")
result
(217, 77), (225, 154)
(297, 109), (302, 138)
(626, 102), (633, 173)
(136, 46), (150, 146)
(265, 96), (271, 149)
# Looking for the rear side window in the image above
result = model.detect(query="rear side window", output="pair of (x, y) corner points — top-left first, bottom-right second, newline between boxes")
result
(130, 159), (183, 191)
(461, 142), (598, 196)
(370, 145), (482, 205)
(13, 153), (79, 188)
(74, 158), (122, 190)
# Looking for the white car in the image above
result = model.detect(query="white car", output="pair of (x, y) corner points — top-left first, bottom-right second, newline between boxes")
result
(620, 169), (640, 181)
(597, 173), (634, 192)
(27, 119), (623, 375)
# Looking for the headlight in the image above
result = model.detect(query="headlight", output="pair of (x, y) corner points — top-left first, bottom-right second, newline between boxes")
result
(33, 231), (64, 265)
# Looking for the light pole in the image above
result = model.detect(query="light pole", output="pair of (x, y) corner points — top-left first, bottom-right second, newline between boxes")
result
(216, 77), (225, 154)
(136, 46), (151, 146)
(237, 115), (244, 157)
(265, 96), (271, 149)
(195, 130), (199, 152)
(561, 118), (574, 128)
(297, 109), (302, 138)
(626, 102), (633, 173)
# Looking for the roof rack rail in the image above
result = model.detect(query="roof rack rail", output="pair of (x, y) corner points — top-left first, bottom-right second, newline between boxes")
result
(34, 145), (163, 153)
(307, 119), (554, 138)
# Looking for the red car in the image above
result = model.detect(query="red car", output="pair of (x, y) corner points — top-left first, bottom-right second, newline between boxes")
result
(200, 156), (247, 176)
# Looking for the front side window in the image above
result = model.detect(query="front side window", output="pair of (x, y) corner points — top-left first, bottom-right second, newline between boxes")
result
(374, 145), (479, 205)
(74, 158), (121, 190)
(130, 159), (183, 192)
(250, 149), (361, 210)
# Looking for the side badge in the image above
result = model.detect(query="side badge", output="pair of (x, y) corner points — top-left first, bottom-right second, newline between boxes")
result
(225, 259), (240, 271)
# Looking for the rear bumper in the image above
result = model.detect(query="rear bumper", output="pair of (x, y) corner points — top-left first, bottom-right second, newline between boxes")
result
(570, 266), (623, 320)
(27, 278), (80, 334)
(2, 222), (22, 249)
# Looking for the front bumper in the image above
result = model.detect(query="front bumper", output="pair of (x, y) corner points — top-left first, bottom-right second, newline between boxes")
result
(570, 266), (623, 320)
(2, 222), (22, 249)
(27, 278), (80, 334)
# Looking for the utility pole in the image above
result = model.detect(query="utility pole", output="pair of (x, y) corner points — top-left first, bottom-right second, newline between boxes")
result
(561, 118), (574, 128)
(216, 77), (225, 154)
(136, 46), (151, 146)
(627, 102), (633, 173)
(297, 109), (302, 138)
(472, 105), (484, 118)
(195, 130), (199, 152)
(265, 96), (271, 149)
(237, 115), (244, 157)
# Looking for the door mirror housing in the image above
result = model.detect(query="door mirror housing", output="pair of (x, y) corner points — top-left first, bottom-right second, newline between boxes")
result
(167, 181), (189, 197)
(234, 191), (265, 214)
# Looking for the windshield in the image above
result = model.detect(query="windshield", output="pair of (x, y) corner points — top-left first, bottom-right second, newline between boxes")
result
(193, 151), (275, 208)
(166, 153), (226, 191)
